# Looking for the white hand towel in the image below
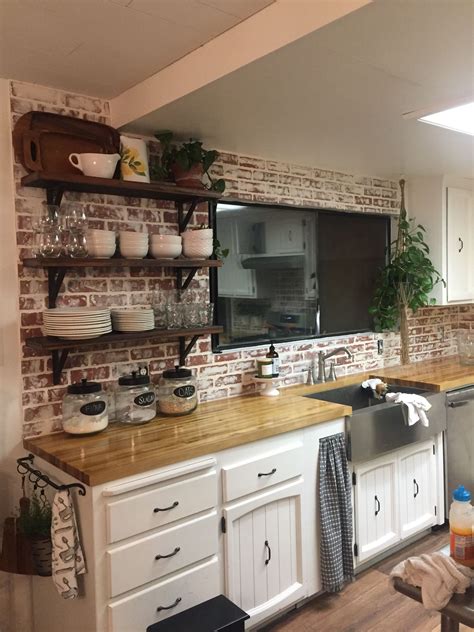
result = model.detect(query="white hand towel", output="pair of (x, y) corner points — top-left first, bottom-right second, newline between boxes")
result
(385, 392), (431, 427)
(390, 552), (473, 611)
(51, 490), (86, 599)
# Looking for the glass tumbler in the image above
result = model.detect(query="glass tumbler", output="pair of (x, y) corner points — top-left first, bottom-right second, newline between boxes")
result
(38, 227), (62, 258)
(165, 303), (185, 329)
(64, 204), (88, 230)
(67, 230), (89, 258)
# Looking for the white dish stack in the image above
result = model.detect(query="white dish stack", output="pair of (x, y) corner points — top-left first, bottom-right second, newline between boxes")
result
(86, 229), (116, 258)
(119, 231), (149, 259)
(43, 308), (112, 339)
(182, 229), (213, 258)
(111, 308), (155, 332)
(150, 234), (182, 259)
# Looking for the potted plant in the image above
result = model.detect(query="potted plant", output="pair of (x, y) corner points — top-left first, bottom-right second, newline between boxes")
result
(17, 494), (52, 576)
(153, 131), (226, 193)
(369, 179), (445, 364)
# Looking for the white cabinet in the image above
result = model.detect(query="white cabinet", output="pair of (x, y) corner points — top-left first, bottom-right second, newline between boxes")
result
(408, 177), (474, 304)
(265, 218), (305, 254)
(223, 480), (305, 627)
(217, 216), (257, 298)
(447, 187), (474, 302)
(353, 454), (399, 563)
(398, 442), (437, 539)
(353, 439), (441, 565)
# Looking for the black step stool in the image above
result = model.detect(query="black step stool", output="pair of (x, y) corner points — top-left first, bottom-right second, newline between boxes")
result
(146, 595), (249, 632)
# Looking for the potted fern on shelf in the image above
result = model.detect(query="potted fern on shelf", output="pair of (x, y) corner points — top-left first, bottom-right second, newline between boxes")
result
(369, 179), (445, 365)
(153, 131), (226, 193)
(18, 493), (53, 576)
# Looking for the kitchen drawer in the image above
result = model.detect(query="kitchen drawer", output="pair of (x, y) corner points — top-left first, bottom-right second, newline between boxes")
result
(222, 444), (303, 502)
(108, 557), (219, 632)
(107, 511), (218, 597)
(106, 470), (217, 543)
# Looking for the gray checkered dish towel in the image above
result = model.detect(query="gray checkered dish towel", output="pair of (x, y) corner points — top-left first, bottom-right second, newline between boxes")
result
(319, 432), (354, 592)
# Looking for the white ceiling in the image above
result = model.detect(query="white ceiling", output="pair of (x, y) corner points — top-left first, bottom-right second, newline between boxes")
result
(0, 0), (275, 97)
(125, 0), (474, 179)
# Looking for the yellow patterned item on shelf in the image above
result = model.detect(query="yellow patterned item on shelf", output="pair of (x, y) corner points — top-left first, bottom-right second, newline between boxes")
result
(120, 135), (150, 183)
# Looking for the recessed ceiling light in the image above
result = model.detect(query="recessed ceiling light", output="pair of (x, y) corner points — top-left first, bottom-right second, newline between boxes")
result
(418, 101), (474, 136)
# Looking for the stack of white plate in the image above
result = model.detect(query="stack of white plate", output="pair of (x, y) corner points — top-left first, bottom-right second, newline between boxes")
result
(111, 308), (155, 332)
(43, 308), (112, 340)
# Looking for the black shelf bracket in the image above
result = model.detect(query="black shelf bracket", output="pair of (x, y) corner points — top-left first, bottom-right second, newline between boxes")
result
(179, 334), (200, 366)
(47, 268), (68, 308)
(178, 200), (198, 233)
(17, 454), (86, 496)
(176, 267), (199, 292)
(52, 349), (69, 385)
(46, 187), (64, 208)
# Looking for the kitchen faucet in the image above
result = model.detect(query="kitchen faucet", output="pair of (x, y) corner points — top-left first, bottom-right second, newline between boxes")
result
(313, 347), (353, 383)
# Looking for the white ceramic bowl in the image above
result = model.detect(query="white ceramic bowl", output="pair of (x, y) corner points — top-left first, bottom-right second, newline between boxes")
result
(87, 229), (116, 238)
(182, 229), (213, 241)
(88, 245), (116, 258)
(150, 242), (182, 259)
(119, 244), (148, 259)
(87, 236), (116, 244)
(119, 231), (148, 242)
(182, 241), (213, 258)
(151, 234), (182, 244)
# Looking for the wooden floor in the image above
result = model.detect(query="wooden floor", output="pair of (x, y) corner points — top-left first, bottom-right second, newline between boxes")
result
(263, 529), (470, 632)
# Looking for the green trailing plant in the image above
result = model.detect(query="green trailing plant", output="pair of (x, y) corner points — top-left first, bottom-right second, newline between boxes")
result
(18, 494), (52, 539)
(153, 131), (226, 193)
(369, 179), (444, 364)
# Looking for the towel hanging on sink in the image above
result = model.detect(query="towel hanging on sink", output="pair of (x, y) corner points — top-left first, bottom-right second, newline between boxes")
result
(319, 433), (354, 592)
(385, 392), (431, 427)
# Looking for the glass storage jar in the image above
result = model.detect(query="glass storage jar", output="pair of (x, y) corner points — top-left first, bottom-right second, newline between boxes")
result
(158, 366), (197, 416)
(62, 379), (108, 435)
(116, 371), (156, 424)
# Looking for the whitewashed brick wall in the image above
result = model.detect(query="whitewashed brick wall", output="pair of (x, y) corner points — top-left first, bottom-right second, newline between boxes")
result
(9, 80), (471, 438)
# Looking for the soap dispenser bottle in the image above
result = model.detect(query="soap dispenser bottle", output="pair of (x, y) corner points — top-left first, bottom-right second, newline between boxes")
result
(266, 343), (280, 377)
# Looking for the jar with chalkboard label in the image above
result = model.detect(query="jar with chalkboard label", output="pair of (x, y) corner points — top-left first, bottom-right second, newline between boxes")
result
(158, 366), (197, 416)
(116, 371), (156, 425)
(62, 379), (109, 435)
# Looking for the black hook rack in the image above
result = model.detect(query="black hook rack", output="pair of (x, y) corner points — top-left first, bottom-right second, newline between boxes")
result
(17, 454), (87, 496)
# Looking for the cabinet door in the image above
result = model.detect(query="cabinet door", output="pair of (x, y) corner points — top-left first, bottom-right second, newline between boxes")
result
(217, 217), (256, 297)
(447, 187), (473, 302)
(353, 455), (399, 563)
(223, 480), (305, 627)
(398, 441), (437, 539)
(265, 219), (304, 254)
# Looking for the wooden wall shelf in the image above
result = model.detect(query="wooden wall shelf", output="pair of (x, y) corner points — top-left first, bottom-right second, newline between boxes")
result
(26, 326), (223, 384)
(23, 257), (222, 269)
(21, 172), (221, 204)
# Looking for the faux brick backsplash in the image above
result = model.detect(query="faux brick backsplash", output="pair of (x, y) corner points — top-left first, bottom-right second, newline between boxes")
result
(9, 80), (473, 438)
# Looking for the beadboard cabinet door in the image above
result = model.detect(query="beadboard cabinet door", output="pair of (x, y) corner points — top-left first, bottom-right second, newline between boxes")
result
(446, 187), (473, 302)
(223, 480), (305, 627)
(353, 455), (399, 563)
(398, 441), (437, 540)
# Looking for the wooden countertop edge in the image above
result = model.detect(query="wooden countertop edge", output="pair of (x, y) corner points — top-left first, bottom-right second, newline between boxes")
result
(23, 398), (352, 486)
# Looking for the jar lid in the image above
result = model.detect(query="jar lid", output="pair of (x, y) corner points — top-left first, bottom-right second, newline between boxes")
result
(162, 365), (192, 379)
(118, 370), (150, 386)
(453, 485), (471, 502)
(67, 378), (101, 394)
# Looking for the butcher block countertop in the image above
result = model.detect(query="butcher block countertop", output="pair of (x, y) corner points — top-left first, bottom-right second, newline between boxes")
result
(372, 355), (474, 392)
(23, 381), (354, 486)
(24, 355), (474, 486)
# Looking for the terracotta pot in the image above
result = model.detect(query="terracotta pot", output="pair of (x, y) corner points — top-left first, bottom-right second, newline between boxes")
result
(171, 162), (204, 188)
(30, 536), (52, 576)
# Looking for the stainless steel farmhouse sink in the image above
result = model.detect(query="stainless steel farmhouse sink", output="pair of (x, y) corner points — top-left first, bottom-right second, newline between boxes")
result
(305, 384), (447, 461)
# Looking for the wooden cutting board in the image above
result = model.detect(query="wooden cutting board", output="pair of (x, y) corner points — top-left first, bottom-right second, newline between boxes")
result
(13, 112), (120, 176)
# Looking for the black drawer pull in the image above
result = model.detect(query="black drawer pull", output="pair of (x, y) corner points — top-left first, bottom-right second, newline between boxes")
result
(458, 237), (464, 253)
(264, 539), (272, 565)
(413, 478), (419, 498)
(153, 501), (179, 513)
(157, 597), (182, 612)
(375, 495), (381, 516)
(155, 547), (180, 561)
(258, 468), (277, 478)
